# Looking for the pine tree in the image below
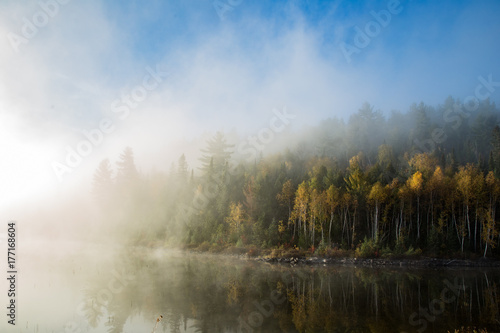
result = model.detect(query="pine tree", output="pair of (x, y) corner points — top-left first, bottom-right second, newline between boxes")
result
(116, 147), (139, 184)
(199, 132), (234, 175)
(488, 151), (495, 173)
(92, 159), (114, 203)
(178, 154), (189, 182)
(491, 126), (500, 177)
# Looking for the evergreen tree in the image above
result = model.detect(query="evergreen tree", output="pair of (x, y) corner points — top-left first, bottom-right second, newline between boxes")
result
(116, 147), (139, 184)
(92, 159), (114, 203)
(199, 132), (234, 175)
(411, 102), (432, 142)
(491, 126), (500, 177)
(178, 154), (189, 182)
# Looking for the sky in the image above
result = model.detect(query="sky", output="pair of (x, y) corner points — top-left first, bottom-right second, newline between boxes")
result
(1, 0), (500, 211)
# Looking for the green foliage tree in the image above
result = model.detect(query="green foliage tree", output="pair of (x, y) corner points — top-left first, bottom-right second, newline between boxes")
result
(89, 98), (500, 257)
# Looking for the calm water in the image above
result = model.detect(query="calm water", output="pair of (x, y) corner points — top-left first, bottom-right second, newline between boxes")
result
(4, 242), (500, 333)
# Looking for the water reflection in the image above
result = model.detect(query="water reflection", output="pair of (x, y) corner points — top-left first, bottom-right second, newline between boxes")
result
(76, 249), (500, 333)
(8, 246), (500, 333)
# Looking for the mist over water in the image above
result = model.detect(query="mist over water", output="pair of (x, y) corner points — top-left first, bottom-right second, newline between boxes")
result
(2, 244), (499, 333)
(2, 1), (500, 332)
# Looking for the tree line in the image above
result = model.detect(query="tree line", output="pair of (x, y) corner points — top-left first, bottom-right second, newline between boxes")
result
(92, 97), (500, 257)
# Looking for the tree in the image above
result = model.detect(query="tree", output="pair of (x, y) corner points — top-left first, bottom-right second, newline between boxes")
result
(92, 159), (114, 204)
(178, 154), (189, 182)
(345, 157), (368, 197)
(310, 188), (327, 245)
(407, 171), (423, 241)
(377, 144), (397, 183)
(345, 156), (368, 246)
(199, 132), (234, 175)
(455, 164), (484, 252)
(491, 126), (500, 177)
(483, 171), (500, 256)
(341, 192), (354, 248)
(243, 176), (258, 222)
(226, 202), (245, 241)
(348, 103), (385, 161)
(411, 102), (432, 144)
(277, 179), (295, 236)
(368, 182), (387, 242)
(427, 166), (445, 230)
(481, 209), (498, 257)
(291, 181), (309, 245)
(326, 185), (340, 245)
(408, 153), (437, 180)
(116, 147), (139, 184)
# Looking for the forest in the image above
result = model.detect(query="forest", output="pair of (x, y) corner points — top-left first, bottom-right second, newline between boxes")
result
(91, 96), (500, 258)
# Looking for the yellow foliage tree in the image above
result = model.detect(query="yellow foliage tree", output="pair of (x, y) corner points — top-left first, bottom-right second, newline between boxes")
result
(277, 179), (295, 235)
(407, 171), (424, 240)
(368, 182), (387, 242)
(225, 202), (245, 239)
(455, 164), (485, 252)
(326, 185), (341, 245)
(291, 181), (310, 242)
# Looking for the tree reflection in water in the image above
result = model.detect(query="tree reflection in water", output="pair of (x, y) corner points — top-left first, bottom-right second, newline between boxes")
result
(79, 249), (500, 333)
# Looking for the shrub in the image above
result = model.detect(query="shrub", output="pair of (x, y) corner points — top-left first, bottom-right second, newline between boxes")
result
(236, 237), (244, 248)
(380, 246), (394, 258)
(226, 246), (247, 255)
(404, 246), (422, 257)
(197, 241), (211, 252)
(316, 240), (328, 255)
(355, 237), (377, 258)
(269, 248), (284, 258)
(298, 234), (309, 249)
(247, 246), (261, 257)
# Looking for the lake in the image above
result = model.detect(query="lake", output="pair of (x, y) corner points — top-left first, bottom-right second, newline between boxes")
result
(3, 242), (500, 333)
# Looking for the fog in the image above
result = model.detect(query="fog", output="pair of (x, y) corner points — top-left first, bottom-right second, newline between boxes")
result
(0, 0), (498, 244)
(2, 1), (500, 332)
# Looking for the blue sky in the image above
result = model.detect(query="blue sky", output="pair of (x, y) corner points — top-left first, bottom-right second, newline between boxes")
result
(1, 0), (500, 208)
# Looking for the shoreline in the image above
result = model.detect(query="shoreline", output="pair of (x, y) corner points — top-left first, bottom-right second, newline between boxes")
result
(256, 256), (500, 268)
(159, 243), (500, 269)
(174, 246), (500, 268)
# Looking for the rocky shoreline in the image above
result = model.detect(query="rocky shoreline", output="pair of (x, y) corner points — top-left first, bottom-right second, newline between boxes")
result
(177, 247), (500, 268)
(257, 256), (500, 268)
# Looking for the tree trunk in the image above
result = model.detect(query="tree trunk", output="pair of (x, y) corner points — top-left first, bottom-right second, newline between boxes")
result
(416, 196), (420, 240)
(474, 205), (478, 252)
(329, 213), (334, 245)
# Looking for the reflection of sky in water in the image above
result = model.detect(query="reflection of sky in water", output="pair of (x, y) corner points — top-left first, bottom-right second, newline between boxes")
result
(2, 244), (500, 333)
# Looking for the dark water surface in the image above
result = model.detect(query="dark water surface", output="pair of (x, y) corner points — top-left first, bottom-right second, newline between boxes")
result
(6, 244), (500, 333)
